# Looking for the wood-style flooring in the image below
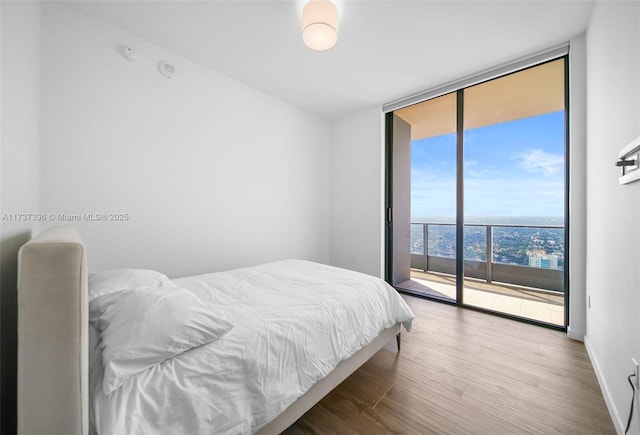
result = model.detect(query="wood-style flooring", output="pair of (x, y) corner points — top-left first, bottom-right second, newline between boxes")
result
(284, 295), (615, 435)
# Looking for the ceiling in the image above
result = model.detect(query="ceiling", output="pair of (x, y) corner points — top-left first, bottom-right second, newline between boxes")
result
(62, 1), (594, 120)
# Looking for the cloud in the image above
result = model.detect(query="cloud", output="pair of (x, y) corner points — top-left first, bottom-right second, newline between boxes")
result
(516, 149), (564, 176)
(463, 178), (564, 217)
(465, 160), (492, 178)
(412, 164), (564, 218)
(412, 149), (565, 218)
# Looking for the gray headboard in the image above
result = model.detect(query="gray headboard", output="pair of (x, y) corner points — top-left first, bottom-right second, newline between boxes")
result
(17, 226), (88, 435)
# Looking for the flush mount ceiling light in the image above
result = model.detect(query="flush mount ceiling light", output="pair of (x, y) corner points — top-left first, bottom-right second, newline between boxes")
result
(302, 0), (339, 51)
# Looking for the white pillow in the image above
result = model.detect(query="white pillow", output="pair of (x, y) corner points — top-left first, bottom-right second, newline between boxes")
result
(89, 269), (173, 299)
(89, 286), (233, 395)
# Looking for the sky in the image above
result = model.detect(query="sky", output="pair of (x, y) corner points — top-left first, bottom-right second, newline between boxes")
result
(411, 111), (565, 220)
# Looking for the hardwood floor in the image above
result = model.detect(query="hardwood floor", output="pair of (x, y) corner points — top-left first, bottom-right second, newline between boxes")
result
(284, 295), (615, 435)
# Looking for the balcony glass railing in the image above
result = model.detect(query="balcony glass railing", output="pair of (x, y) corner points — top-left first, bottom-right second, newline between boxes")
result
(410, 222), (565, 292)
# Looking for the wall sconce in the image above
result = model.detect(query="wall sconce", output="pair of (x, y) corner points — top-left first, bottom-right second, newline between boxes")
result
(302, 0), (339, 51)
(617, 135), (640, 185)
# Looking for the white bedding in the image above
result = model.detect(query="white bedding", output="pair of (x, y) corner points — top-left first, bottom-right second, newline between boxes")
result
(90, 260), (414, 435)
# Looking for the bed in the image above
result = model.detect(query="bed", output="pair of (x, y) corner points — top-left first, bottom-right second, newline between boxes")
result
(17, 226), (414, 435)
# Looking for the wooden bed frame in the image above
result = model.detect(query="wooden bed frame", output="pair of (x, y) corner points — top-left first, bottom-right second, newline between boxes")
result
(17, 226), (401, 434)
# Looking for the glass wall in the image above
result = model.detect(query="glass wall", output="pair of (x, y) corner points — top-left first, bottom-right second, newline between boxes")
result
(393, 58), (567, 327)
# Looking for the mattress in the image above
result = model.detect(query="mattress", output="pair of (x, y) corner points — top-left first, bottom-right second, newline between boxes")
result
(89, 259), (414, 434)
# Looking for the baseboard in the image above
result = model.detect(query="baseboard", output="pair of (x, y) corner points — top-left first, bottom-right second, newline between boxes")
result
(584, 336), (624, 434)
(567, 326), (584, 341)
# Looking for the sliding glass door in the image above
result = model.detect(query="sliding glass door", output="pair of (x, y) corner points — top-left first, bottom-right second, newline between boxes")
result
(462, 59), (566, 325)
(394, 92), (458, 302)
(388, 57), (568, 329)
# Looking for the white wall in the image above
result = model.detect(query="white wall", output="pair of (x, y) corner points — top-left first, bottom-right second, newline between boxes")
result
(584, 1), (640, 433)
(330, 106), (385, 277)
(568, 34), (587, 341)
(0, 2), (42, 433)
(39, 3), (331, 278)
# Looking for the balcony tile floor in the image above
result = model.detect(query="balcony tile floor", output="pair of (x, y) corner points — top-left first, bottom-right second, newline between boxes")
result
(400, 270), (564, 326)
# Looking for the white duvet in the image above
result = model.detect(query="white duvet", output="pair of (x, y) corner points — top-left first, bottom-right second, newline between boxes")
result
(90, 260), (414, 435)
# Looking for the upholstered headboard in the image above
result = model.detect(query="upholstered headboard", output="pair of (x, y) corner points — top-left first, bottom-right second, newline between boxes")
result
(17, 226), (88, 435)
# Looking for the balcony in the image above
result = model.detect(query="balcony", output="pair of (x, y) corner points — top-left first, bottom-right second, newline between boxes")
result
(402, 222), (565, 326)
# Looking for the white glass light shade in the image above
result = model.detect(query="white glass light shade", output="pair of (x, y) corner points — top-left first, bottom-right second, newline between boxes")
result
(302, 0), (338, 51)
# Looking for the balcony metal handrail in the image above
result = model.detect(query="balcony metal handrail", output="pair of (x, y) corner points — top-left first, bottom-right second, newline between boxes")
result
(411, 221), (564, 290)
(412, 221), (564, 229)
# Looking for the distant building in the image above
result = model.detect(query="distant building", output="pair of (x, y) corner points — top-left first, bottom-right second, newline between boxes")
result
(529, 255), (542, 268)
(528, 253), (559, 269)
